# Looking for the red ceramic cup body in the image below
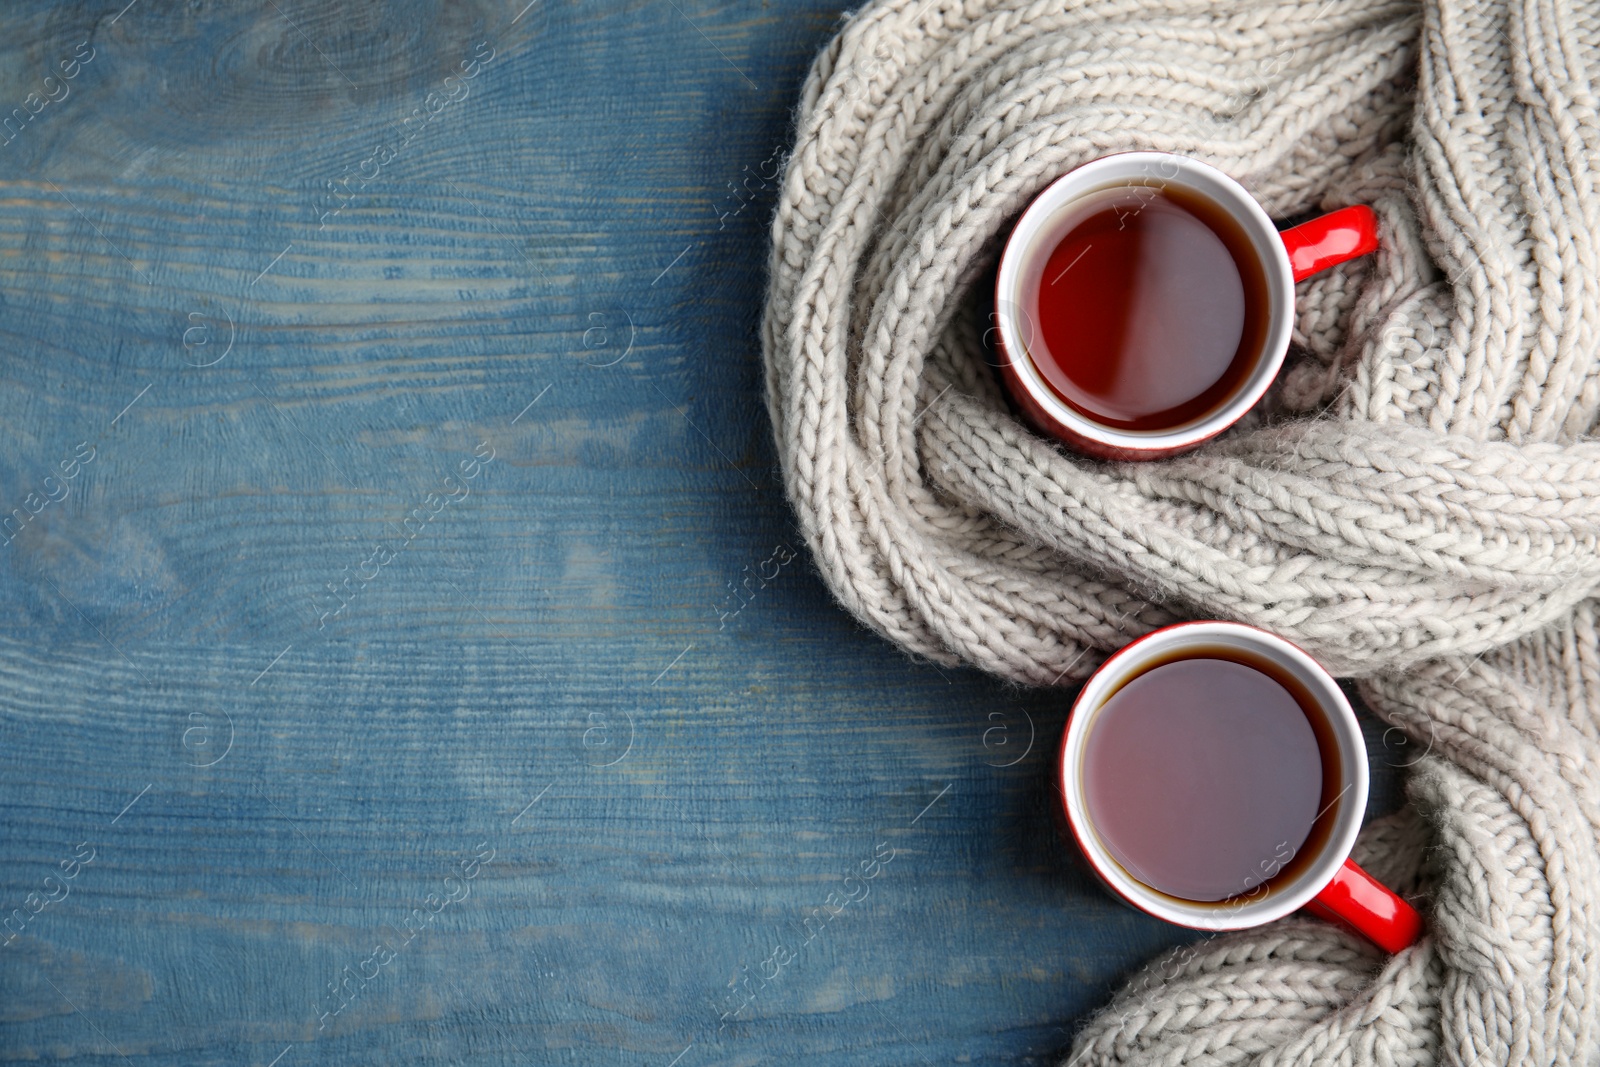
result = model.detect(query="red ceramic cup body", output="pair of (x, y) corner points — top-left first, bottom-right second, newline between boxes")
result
(993, 152), (1378, 460)
(1056, 621), (1422, 953)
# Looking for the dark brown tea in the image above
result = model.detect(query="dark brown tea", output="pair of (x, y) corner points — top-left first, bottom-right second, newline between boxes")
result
(1026, 182), (1269, 431)
(1080, 648), (1340, 902)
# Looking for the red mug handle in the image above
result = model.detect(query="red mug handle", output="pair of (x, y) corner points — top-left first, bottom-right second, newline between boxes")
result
(1301, 857), (1423, 953)
(1280, 205), (1381, 282)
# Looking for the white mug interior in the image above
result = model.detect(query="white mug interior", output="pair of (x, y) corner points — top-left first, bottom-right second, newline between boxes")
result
(996, 152), (1296, 453)
(1059, 621), (1368, 931)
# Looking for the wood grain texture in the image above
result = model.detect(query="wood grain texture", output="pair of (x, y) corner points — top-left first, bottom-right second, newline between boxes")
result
(0, 2), (1406, 1063)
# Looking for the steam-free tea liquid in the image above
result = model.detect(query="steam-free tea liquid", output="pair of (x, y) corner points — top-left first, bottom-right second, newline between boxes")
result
(1027, 182), (1269, 431)
(1081, 654), (1330, 902)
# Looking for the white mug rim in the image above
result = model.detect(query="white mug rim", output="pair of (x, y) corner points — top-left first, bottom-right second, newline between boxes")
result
(995, 152), (1297, 453)
(1058, 620), (1368, 931)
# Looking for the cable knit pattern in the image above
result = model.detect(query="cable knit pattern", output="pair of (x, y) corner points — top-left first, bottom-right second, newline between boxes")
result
(761, 0), (1600, 1061)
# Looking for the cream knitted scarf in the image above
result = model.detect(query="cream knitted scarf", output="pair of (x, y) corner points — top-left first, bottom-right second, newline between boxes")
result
(761, 0), (1600, 1061)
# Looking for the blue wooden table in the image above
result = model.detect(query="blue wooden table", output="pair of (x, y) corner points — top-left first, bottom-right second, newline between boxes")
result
(0, 3), (1404, 1063)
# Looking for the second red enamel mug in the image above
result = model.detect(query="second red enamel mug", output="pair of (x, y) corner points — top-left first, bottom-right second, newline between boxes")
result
(1057, 621), (1424, 954)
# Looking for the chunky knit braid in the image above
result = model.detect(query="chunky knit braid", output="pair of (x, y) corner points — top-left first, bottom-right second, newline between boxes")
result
(761, 0), (1600, 1061)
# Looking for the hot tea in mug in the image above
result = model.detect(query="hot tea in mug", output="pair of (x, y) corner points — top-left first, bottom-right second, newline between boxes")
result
(1081, 646), (1339, 902)
(1057, 621), (1424, 952)
(994, 153), (1381, 459)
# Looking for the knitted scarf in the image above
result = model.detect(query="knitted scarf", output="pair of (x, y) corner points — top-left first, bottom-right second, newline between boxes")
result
(761, 0), (1600, 1062)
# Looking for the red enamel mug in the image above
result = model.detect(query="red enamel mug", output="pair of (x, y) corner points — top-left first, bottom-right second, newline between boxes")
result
(1056, 621), (1424, 953)
(994, 152), (1379, 460)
